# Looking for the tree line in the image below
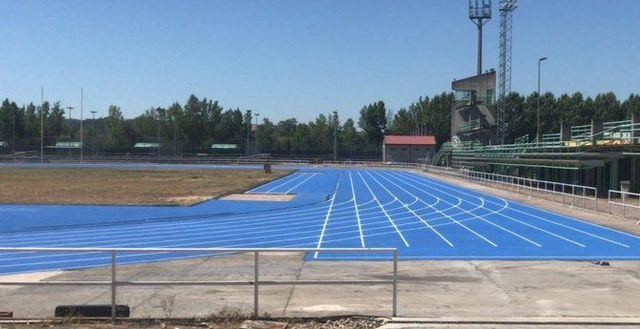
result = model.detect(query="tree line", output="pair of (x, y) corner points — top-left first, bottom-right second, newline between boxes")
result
(0, 91), (638, 158)
(496, 92), (640, 143)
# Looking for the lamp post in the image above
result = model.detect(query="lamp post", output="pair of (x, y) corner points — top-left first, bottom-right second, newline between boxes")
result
(40, 87), (44, 163)
(537, 57), (548, 143)
(66, 106), (74, 139)
(245, 110), (251, 156)
(80, 88), (83, 164)
(254, 113), (260, 155)
(332, 110), (338, 161)
(66, 106), (74, 157)
(90, 110), (97, 156)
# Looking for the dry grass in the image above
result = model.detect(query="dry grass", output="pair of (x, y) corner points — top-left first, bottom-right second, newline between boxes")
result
(0, 168), (289, 206)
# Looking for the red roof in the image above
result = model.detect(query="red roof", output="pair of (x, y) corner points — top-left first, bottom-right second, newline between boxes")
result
(384, 135), (436, 146)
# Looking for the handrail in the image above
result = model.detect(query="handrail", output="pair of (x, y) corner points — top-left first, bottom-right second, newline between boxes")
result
(608, 190), (640, 218)
(425, 165), (598, 211)
(0, 247), (399, 320)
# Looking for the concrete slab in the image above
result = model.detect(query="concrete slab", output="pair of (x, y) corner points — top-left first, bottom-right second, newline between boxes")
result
(1, 252), (640, 321)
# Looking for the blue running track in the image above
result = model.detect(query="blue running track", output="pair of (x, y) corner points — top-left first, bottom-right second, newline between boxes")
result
(1, 168), (639, 274)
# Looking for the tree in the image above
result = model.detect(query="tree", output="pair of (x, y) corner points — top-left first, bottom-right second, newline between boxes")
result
(47, 102), (66, 143)
(388, 108), (416, 135)
(341, 118), (359, 157)
(105, 105), (129, 149)
(358, 101), (387, 154)
(622, 94), (640, 116)
(594, 92), (623, 122)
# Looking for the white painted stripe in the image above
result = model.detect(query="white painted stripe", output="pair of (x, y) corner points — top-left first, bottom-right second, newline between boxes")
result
(372, 172), (484, 247)
(314, 175), (341, 258)
(284, 173), (319, 194)
(386, 172), (541, 248)
(400, 171), (630, 248)
(349, 172), (366, 247)
(357, 172), (410, 247)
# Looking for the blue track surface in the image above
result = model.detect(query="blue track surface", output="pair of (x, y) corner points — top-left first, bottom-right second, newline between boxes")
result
(1, 167), (639, 274)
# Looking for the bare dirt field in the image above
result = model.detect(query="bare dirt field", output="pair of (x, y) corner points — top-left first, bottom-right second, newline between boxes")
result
(0, 168), (289, 206)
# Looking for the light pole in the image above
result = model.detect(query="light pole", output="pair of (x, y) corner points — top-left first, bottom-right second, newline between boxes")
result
(66, 106), (74, 139)
(66, 106), (75, 157)
(332, 111), (338, 161)
(537, 57), (548, 143)
(80, 88), (83, 164)
(254, 113), (260, 155)
(245, 110), (251, 156)
(40, 87), (44, 163)
(172, 115), (177, 157)
(90, 110), (97, 156)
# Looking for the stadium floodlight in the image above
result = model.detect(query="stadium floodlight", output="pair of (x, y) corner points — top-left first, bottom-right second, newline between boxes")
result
(469, 0), (492, 75)
(537, 57), (548, 143)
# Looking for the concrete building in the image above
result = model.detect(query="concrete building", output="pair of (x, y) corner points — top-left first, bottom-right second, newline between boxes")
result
(382, 135), (437, 164)
(451, 70), (496, 145)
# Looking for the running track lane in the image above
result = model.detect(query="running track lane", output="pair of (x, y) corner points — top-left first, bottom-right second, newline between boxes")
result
(0, 168), (639, 274)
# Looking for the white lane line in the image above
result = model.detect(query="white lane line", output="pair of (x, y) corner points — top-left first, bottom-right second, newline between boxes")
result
(385, 172), (541, 248)
(284, 173), (319, 194)
(506, 205), (630, 248)
(372, 175), (484, 247)
(314, 175), (341, 258)
(367, 172), (453, 247)
(399, 171), (625, 248)
(396, 172), (585, 247)
(248, 172), (299, 193)
(266, 173), (308, 193)
(0, 201), (474, 264)
(0, 192), (407, 249)
(349, 172), (365, 247)
(357, 172), (410, 247)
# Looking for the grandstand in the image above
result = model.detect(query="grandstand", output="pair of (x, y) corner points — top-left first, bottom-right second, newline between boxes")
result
(435, 113), (640, 193)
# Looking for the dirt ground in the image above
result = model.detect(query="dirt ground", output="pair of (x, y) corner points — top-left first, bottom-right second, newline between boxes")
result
(0, 168), (289, 206)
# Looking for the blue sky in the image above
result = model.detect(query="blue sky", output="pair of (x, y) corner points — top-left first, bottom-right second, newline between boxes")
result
(0, 0), (638, 122)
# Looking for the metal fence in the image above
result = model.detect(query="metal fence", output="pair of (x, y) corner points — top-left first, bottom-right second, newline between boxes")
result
(0, 154), (312, 166)
(0, 247), (398, 320)
(608, 190), (640, 219)
(322, 160), (425, 169)
(424, 165), (598, 211)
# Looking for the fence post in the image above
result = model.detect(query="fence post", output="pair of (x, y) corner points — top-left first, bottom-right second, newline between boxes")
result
(392, 250), (398, 317)
(111, 250), (117, 323)
(253, 251), (260, 317)
(623, 193), (627, 218)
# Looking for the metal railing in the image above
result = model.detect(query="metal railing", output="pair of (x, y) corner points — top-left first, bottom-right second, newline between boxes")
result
(0, 247), (398, 320)
(322, 160), (425, 169)
(425, 165), (598, 211)
(608, 190), (640, 218)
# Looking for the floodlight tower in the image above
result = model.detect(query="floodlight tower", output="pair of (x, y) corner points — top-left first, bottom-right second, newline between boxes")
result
(469, 0), (492, 76)
(497, 0), (518, 144)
